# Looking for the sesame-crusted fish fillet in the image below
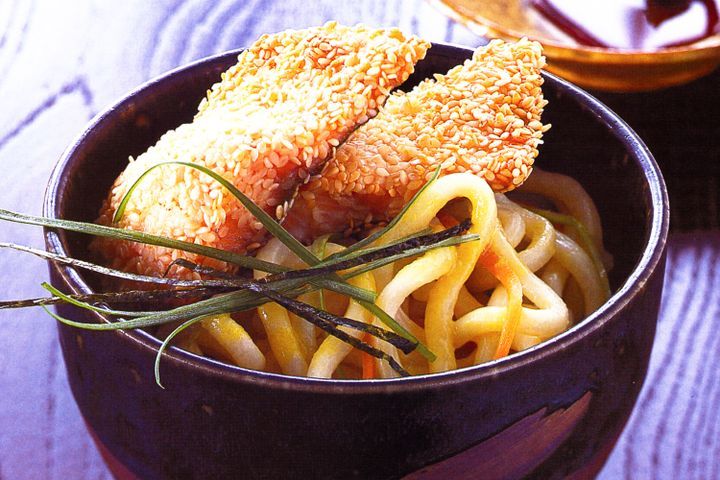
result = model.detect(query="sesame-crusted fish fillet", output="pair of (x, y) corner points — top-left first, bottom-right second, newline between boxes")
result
(92, 23), (429, 278)
(283, 39), (547, 243)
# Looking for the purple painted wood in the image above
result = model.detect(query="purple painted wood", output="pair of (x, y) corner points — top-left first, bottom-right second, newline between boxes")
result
(0, 1), (718, 478)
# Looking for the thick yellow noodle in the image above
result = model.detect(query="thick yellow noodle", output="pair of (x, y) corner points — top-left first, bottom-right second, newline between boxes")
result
(254, 238), (309, 376)
(179, 171), (610, 379)
(454, 230), (570, 345)
(200, 314), (265, 371)
(372, 173), (496, 375)
(373, 241), (457, 378)
(307, 266), (377, 378)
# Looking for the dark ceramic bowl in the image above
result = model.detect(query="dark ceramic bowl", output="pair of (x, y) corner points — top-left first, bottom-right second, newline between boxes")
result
(44, 43), (668, 480)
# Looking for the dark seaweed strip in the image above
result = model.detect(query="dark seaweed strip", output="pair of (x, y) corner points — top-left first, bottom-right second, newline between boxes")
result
(164, 257), (376, 303)
(41, 282), (158, 317)
(247, 284), (410, 376)
(161, 224), (476, 310)
(168, 222), (471, 288)
(261, 220), (472, 284)
(1, 242), (244, 288)
(341, 234), (481, 279)
(248, 284), (412, 355)
(0, 209), (281, 272)
(0, 287), (218, 310)
(163, 258), (245, 281)
(249, 283), (415, 353)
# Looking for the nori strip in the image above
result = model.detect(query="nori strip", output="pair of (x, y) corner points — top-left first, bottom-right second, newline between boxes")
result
(247, 283), (411, 377)
(0, 287), (219, 310)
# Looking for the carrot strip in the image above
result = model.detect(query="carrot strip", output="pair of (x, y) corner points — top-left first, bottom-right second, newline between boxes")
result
(479, 244), (523, 359)
(361, 333), (376, 379)
(437, 212), (460, 228)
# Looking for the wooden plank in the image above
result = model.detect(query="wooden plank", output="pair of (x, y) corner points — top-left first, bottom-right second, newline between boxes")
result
(599, 233), (720, 480)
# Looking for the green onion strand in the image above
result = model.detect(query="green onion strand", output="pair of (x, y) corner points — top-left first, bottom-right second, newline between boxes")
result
(112, 161), (430, 357)
(326, 164), (442, 260)
(248, 285), (410, 376)
(0, 163), (466, 374)
(0, 287), (217, 310)
(154, 317), (204, 388)
(0, 209), (282, 272)
(113, 161), (314, 264)
(525, 206), (610, 296)
(41, 282), (154, 317)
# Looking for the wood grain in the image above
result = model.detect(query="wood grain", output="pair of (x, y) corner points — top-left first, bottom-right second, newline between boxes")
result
(600, 233), (720, 480)
(0, 1), (718, 479)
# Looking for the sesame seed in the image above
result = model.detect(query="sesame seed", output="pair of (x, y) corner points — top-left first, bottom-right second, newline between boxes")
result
(92, 23), (429, 281)
(285, 38), (546, 241)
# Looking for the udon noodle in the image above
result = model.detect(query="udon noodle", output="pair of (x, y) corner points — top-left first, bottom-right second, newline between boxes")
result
(173, 168), (610, 379)
(83, 25), (611, 379)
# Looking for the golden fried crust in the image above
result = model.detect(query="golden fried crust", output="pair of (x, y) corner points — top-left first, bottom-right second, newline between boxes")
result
(92, 23), (429, 278)
(284, 39), (548, 242)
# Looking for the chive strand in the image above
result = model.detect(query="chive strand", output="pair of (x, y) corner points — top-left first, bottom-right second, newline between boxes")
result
(41, 282), (154, 317)
(248, 285), (409, 376)
(326, 164), (442, 259)
(113, 161), (315, 265)
(525, 206), (610, 295)
(154, 317), (204, 388)
(0, 209), (282, 272)
(120, 163), (384, 316)
(310, 234), (331, 311)
(0, 287), (217, 310)
(248, 284), (415, 353)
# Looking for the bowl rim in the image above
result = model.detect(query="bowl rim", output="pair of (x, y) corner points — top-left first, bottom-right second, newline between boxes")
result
(44, 42), (669, 394)
(433, 0), (720, 62)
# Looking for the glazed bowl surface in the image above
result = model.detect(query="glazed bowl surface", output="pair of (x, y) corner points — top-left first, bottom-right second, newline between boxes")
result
(44, 42), (669, 480)
(435, 0), (720, 92)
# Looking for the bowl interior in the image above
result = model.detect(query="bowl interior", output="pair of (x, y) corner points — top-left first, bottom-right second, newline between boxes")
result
(46, 43), (666, 380)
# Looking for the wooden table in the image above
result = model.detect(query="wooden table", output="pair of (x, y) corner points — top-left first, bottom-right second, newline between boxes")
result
(1, 1), (718, 478)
